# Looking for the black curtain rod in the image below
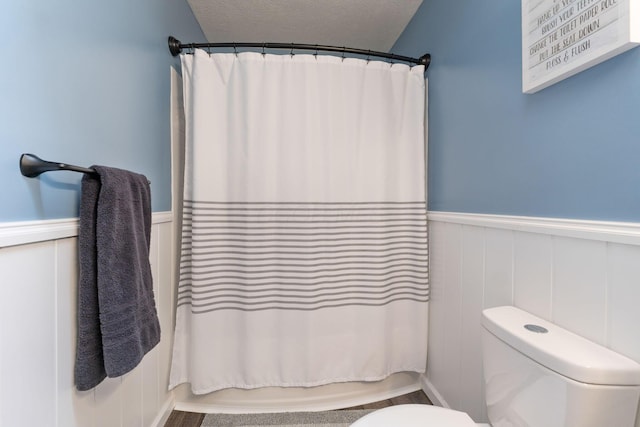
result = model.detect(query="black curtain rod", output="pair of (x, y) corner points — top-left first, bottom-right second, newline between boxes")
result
(168, 36), (431, 68)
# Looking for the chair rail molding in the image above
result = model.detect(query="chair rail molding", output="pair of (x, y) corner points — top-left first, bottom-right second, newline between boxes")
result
(427, 211), (640, 246)
(0, 211), (173, 248)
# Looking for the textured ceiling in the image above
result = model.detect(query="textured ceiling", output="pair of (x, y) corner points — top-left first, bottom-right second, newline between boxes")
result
(186, 0), (423, 52)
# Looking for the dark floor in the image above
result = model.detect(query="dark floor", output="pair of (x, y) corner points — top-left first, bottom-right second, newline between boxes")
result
(164, 411), (206, 427)
(164, 390), (431, 427)
(340, 390), (432, 410)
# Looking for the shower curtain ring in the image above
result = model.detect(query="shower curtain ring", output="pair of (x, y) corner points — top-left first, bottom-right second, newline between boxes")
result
(233, 43), (238, 56)
(341, 47), (346, 62)
(366, 50), (371, 64)
(314, 45), (319, 59)
(290, 43), (294, 57)
(262, 43), (266, 56)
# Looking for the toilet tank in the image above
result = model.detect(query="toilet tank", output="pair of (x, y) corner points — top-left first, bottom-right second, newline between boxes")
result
(481, 306), (640, 427)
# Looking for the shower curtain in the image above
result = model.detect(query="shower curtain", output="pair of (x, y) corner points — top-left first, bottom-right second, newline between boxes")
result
(169, 49), (429, 394)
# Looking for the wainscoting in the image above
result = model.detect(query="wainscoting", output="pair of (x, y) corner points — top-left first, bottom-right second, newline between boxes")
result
(0, 210), (425, 425)
(0, 213), (176, 427)
(424, 211), (640, 424)
(7, 208), (638, 426)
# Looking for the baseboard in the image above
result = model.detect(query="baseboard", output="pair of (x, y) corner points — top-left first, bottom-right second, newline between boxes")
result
(152, 396), (176, 427)
(0, 211), (172, 248)
(420, 375), (450, 409)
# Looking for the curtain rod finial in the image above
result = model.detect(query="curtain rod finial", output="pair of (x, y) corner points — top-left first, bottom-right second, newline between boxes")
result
(168, 36), (182, 56)
(418, 54), (431, 69)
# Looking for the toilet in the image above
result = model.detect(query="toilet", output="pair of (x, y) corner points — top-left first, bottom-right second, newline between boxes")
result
(352, 306), (640, 426)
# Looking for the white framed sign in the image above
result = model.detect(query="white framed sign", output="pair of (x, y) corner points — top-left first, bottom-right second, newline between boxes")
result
(522, 0), (640, 93)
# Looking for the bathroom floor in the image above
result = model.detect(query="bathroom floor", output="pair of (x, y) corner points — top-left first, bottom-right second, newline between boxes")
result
(164, 390), (432, 427)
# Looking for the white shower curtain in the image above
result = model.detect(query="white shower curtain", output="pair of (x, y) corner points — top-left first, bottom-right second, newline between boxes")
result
(169, 49), (428, 394)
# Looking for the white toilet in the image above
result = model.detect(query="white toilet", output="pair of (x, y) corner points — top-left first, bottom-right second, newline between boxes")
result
(352, 306), (640, 427)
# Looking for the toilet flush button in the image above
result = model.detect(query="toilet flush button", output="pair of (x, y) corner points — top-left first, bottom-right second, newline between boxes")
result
(524, 324), (548, 333)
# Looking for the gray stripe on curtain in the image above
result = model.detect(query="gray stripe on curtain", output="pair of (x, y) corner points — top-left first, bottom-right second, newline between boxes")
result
(178, 202), (429, 313)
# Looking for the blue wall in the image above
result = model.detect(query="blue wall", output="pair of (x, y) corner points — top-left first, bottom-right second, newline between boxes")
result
(393, 1), (640, 222)
(0, 1), (204, 221)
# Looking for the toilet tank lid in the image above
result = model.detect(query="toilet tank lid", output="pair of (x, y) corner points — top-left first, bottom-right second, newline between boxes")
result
(482, 306), (640, 386)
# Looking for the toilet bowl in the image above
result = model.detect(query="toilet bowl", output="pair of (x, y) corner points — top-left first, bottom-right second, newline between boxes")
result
(351, 306), (640, 427)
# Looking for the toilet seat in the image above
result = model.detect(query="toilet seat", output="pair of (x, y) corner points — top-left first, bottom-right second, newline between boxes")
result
(350, 404), (479, 426)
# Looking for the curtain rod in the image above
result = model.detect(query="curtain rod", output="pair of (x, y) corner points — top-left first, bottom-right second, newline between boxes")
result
(168, 36), (431, 68)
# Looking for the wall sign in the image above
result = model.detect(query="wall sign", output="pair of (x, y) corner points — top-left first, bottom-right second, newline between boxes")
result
(522, 0), (640, 93)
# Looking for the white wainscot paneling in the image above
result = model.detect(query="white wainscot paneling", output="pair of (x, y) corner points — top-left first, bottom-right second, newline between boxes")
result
(0, 242), (57, 427)
(552, 237), (607, 345)
(0, 214), (174, 427)
(458, 225), (486, 422)
(424, 212), (640, 425)
(429, 223), (462, 408)
(607, 243), (640, 362)
(513, 232), (553, 320)
(483, 228), (513, 309)
(424, 221), (449, 406)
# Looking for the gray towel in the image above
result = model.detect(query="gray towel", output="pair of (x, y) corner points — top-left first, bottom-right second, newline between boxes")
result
(75, 166), (160, 391)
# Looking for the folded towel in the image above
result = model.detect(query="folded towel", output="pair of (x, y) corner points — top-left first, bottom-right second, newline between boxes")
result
(75, 166), (160, 391)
